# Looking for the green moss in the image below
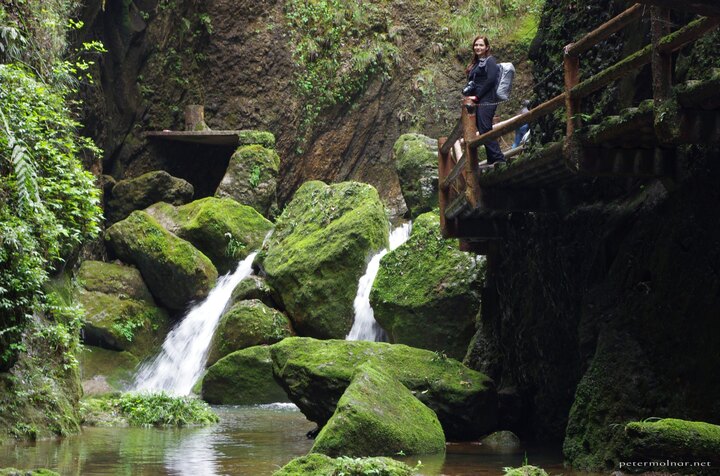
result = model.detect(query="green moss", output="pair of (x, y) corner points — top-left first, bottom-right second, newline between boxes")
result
(81, 392), (219, 427)
(370, 211), (484, 359)
(202, 346), (289, 405)
(105, 210), (218, 310)
(77, 261), (153, 301)
(503, 465), (548, 476)
(262, 181), (389, 338)
(273, 453), (417, 476)
(170, 197), (273, 274)
(206, 300), (293, 366)
(270, 337), (496, 440)
(0, 469), (60, 476)
(79, 346), (141, 394)
(624, 419), (720, 470)
(393, 134), (439, 217)
(229, 275), (281, 309)
(312, 363), (445, 457)
(237, 130), (277, 149)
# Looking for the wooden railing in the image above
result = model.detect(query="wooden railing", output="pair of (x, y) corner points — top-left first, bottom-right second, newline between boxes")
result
(438, 2), (720, 236)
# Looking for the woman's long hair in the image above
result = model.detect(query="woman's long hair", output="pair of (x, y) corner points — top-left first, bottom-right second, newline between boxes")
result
(465, 35), (491, 76)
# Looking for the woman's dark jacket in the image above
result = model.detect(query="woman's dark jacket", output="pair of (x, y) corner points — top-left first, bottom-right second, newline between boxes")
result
(467, 56), (498, 103)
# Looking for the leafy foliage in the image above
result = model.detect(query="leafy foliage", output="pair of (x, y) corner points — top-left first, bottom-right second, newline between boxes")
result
(0, 64), (102, 369)
(82, 392), (219, 427)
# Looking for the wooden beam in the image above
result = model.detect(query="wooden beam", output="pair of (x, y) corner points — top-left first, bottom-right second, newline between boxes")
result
(439, 119), (463, 156)
(565, 4), (645, 57)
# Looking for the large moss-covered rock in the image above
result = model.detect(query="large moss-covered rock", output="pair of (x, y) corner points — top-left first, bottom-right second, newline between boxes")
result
(202, 345), (289, 404)
(75, 261), (170, 358)
(503, 466), (548, 476)
(370, 211), (484, 359)
(215, 141), (280, 218)
(146, 197), (273, 274)
(206, 300), (294, 366)
(273, 454), (416, 476)
(0, 470), (60, 476)
(79, 346), (140, 395)
(230, 275), (283, 310)
(623, 419), (720, 472)
(261, 181), (389, 339)
(271, 337), (496, 440)
(393, 133), (438, 218)
(105, 211), (218, 310)
(312, 363), (445, 457)
(106, 170), (193, 223)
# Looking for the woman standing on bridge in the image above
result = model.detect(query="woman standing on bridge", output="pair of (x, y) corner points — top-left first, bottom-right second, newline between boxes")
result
(464, 35), (506, 165)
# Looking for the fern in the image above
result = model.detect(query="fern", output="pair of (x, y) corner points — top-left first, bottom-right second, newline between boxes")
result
(1, 106), (39, 212)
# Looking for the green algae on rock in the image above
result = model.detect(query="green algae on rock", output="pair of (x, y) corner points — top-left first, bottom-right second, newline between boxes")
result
(270, 337), (496, 440)
(75, 261), (170, 359)
(206, 300), (294, 366)
(624, 418), (720, 472)
(393, 133), (439, 217)
(215, 142), (281, 218)
(370, 211), (484, 359)
(106, 170), (194, 224)
(146, 197), (273, 274)
(261, 181), (389, 339)
(105, 210), (218, 310)
(202, 345), (290, 405)
(312, 363), (445, 457)
(273, 453), (417, 476)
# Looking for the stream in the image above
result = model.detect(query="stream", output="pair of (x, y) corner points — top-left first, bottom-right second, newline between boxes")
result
(0, 404), (603, 475)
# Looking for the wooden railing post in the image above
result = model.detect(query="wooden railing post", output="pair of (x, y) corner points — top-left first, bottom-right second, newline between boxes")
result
(438, 137), (456, 237)
(651, 6), (677, 143)
(462, 99), (481, 208)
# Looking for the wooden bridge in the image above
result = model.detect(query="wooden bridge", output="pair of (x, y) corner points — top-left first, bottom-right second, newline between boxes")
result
(438, 1), (720, 253)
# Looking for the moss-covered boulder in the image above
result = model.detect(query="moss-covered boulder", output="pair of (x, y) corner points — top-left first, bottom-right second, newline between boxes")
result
(623, 419), (720, 472)
(271, 337), (497, 440)
(312, 363), (445, 457)
(394, 133), (439, 218)
(230, 275), (283, 310)
(79, 346), (140, 395)
(75, 261), (170, 359)
(503, 466), (548, 476)
(370, 211), (484, 359)
(273, 454), (417, 476)
(215, 141), (280, 218)
(0, 470), (60, 476)
(106, 170), (193, 223)
(146, 197), (273, 274)
(260, 181), (389, 339)
(481, 430), (521, 449)
(105, 211), (218, 310)
(202, 346), (289, 404)
(206, 299), (294, 366)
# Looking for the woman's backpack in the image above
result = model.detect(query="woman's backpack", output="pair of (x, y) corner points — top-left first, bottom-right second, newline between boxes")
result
(496, 62), (515, 101)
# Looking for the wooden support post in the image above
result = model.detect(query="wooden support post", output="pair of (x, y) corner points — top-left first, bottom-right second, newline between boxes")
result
(184, 105), (210, 131)
(651, 7), (677, 143)
(462, 99), (482, 209)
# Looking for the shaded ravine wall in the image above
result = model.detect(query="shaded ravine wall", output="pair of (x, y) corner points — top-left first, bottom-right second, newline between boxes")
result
(465, 0), (720, 470)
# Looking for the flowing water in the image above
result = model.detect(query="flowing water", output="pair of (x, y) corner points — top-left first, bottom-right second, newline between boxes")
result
(0, 404), (603, 475)
(346, 222), (412, 341)
(132, 252), (257, 395)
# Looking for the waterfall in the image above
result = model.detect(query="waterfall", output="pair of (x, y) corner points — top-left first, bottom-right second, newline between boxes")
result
(131, 252), (257, 395)
(346, 222), (412, 342)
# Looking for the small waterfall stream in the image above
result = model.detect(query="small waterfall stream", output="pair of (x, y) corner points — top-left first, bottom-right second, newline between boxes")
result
(346, 222), (412, 342)
(132, 252), (257, 395)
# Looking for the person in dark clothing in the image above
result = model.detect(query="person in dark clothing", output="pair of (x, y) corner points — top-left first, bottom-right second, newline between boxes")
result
(463, 35), (506, 165)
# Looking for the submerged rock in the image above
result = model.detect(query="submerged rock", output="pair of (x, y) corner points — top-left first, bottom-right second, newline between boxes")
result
(312, 363), (445, 457)
(261, 181), (389, 339)
(105, 210), (218, 310)
(206, 299), (294, 366)
(215, 140), (280, 218)
(79, 346), (140, 395)
(146, 197), (273, 274)
(202, 345), (289, 405)
(623, 418), (720, 471)
(481, 430), (521, 449)
(106, 170), (193, 223)
(371, 211), (484, 359)
(394, 133), (439, 218)
(271, 337), (497, 440)
(75, 261), (170, 359)
(273, 453), (416, 476)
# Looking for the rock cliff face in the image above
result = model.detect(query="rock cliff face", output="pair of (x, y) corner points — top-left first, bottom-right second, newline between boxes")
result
(464, 0), (720, 469)
(77, 0), (475, 215)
